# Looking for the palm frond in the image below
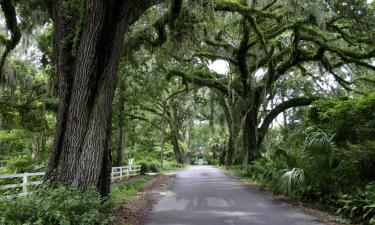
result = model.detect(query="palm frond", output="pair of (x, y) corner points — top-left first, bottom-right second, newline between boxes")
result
(302, 131), (336, 169)
(274, 168), (305, 197)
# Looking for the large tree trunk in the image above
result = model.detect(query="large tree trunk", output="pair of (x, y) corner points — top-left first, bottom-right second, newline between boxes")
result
(242, 109), (259, 165)
(170, 122), (184, 164)
(46, 0), (152, 196)
(225, 133), (235, 167)
(220, 95), (240, 167)
(221, 99), (235, 167)
(219, 143), (226, 166)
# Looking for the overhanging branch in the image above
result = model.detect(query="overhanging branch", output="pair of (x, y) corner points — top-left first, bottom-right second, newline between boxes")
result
(258, 96), (319, 142)
(167, 69), (230, 96)
(0, 0), (21, 80)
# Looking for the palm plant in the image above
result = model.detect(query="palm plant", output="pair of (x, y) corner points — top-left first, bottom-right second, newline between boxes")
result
(266, 131), (337, 197)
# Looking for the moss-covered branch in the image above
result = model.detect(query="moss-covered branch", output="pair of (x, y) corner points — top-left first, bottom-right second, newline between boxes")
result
(213, 0), (282, 20)
(194, 52), (237, 65)
(167, 69), (230, 96)
(123, 0), (183, 56)
(321, 57), (367, 95)
(0, 0), (21, 80)
(258, 96), (319, 144)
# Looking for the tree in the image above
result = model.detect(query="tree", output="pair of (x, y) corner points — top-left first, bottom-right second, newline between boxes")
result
(46, 0), (183, 196)
(167, 0), (375, 165)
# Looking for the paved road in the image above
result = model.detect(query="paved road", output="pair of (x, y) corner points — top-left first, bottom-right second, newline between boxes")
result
(144, 166), (324, 225)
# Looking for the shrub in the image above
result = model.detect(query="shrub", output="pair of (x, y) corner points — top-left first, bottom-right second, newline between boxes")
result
(231, 165), (249, 178)
(5, 155), (34, 173)
(336, 183), (375, 224)
(139, 162), (150, 175)
(309, 94), (375, 145)
(163, 162), (183, 170)
(149, 163), (160, 173)
(0, 186), (113, 225)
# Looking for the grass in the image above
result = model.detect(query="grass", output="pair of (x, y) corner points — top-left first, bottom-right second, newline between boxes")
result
(160, 164), (186, 173)
(110, 163), (184, 206)
(110, 176), (150, 205)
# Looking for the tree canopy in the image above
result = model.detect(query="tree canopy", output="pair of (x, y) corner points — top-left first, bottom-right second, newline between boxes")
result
(0, 0), (375, 224)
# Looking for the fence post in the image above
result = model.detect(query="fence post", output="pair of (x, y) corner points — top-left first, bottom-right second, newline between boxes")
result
(22, 173), (28, 196)
(126, 166), (129, 178)
(119, 168), (123, 180)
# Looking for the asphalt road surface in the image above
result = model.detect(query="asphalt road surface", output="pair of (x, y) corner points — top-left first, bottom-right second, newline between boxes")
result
(144, 166), (325, 225)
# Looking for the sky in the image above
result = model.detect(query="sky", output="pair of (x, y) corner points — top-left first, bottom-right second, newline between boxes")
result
(208, 60), (229, 74)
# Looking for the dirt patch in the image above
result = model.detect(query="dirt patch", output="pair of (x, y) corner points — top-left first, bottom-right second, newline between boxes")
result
(113, 174), (176, 225)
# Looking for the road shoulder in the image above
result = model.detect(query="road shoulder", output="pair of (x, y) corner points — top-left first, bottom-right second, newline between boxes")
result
(221, 166), (352, 225)
(114, 173), (176, 225)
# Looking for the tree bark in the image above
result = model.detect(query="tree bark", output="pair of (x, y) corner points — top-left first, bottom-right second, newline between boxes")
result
(220, 97), (235, 167)
(170, 122), (184, 164)
(225, 133), (235, 167)
(46, 0), (157, 196)
(219, 141), (226, 166)
(242, 111), (258, 165)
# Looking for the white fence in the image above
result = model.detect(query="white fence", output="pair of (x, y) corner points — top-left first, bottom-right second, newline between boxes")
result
(0, 165), (141, 197)
(0, 172), (45, 197)
(111, 165), (141, 181)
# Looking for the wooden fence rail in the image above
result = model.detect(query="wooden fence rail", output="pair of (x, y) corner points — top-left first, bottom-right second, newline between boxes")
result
(111, 165), (141, 181)
(0, 165), (141, 197)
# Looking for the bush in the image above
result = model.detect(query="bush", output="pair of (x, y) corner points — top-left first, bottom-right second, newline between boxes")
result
(139, 162), (150, 175)
(0, 186), (112, 225)
(163, 162), (184, 170)
(309, 94), (375, 145)
(5, 155), (34, 173)
(231, 165), (248, 178)
(149, 163), (160, 173)
(336, 183), (375, 224)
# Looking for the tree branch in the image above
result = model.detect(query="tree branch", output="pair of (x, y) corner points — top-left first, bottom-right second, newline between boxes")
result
(167, 69), (230, 96)
(123, 0), (183, 56)
(213, 0), (281, 20)
(258, 96), (319, 143)
(0, 0), (21, 81)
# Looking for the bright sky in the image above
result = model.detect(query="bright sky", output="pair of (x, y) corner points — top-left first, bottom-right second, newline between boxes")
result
(208, 60), (229, 74)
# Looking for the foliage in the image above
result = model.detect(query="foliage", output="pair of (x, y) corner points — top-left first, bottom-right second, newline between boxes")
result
(0, 186), (112, 225)
(111, 176), (150, 205)
(336, 183), (375, 224)
(149, 163), (160, 173)
(309, 93), (375, 145)
(4, 155), (35, 173)
(242, 128), (375, 223)
(0, 0), (374, 223)
(139, 162), (150, 175)
(162, 161), (184, 170)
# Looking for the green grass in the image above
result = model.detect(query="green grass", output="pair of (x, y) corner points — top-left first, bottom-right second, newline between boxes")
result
(110, 176), (150, 205)
(160, 163), (186, 173)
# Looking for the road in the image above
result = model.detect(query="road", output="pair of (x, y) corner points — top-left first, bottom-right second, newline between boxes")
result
(144, 166), (325, 225)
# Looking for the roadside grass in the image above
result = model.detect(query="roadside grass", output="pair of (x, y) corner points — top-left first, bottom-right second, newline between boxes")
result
(110, 163), (183, 205)
(110, 176), (150, 205)
(160, 163), (186, 173)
